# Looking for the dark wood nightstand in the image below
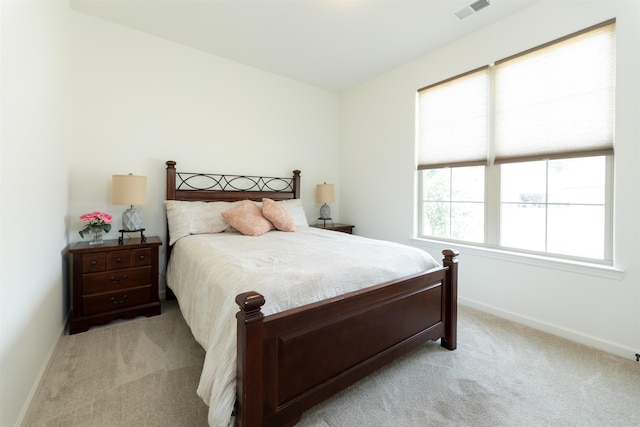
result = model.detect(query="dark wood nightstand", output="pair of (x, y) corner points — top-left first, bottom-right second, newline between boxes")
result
(310, 223), (355, 234)
(67, 236), (162, 334)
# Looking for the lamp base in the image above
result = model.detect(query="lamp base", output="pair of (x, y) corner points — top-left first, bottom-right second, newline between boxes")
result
(319, 203), (331, 221)
(122, 206), (142, 231)
(317, 217), (333, 227)
(118, 228), (146, 245)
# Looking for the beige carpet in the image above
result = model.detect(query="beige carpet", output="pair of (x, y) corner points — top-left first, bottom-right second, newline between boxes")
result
(23, 301), (208, 427)
(24, 301), (639, 426)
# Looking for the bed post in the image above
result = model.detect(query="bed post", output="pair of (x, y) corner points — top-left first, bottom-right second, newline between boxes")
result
(236, 291), (266, 427)
(165, 161), (177, 300)
(441, 249), (459, 350)
(166, 160), (177, 200)
(292, 170), (301, 199)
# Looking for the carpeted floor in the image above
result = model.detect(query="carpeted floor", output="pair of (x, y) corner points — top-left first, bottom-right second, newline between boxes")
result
(23, 301), (208, 427)
(23, 300), (640, 426)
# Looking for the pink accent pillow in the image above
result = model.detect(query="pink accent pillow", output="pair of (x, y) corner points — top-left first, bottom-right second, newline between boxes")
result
(221, 200), (274, 236)
(262, 198), (296, 232)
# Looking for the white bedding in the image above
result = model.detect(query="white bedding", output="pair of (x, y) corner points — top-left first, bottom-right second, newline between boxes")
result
(166, 227), (440, 427)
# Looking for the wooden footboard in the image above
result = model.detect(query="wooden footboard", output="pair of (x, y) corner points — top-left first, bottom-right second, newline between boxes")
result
(235, 249), (459, 427)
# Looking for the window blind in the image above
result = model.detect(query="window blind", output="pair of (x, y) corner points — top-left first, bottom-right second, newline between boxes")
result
(493, 20), (615, 164)
(417, 66), (489, 169)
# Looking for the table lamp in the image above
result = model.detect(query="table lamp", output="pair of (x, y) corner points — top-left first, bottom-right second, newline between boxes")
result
(112, 173), (147, 231)
(316, 183), (335, 224)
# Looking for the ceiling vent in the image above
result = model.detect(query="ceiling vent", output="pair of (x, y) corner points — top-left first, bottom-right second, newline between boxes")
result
(455, 0), (491, 20)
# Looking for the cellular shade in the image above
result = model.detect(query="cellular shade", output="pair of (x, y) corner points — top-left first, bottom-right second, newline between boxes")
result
(417, 66), (489, 169)
(493, 20), (615, 164)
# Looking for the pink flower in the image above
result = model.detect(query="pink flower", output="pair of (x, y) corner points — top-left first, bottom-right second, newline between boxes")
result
(96, 212), (112, 224)
(79, 211), (113, 239)
(80, 211), (112, 224)
(79, 212), (96, 222)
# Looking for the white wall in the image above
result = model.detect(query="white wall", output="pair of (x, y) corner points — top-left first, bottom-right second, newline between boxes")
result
(3, 1), (638, 426)
(340, 0), (640, 358)
(1, 4), (341, 427)
(70, 11), (342, 293)
(0, 1), (72, 426)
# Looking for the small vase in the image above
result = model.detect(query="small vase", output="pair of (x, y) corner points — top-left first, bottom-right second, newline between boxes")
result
(89, 227), (104, 246)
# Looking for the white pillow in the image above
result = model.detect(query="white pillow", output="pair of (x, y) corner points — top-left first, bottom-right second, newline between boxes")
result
(277, 199), (309, 227)
(165, 200), (240, 245)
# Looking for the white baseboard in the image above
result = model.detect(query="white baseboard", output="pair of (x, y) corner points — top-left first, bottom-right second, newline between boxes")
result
(15, 319), (67, 427)
(459, 297), (638, 361)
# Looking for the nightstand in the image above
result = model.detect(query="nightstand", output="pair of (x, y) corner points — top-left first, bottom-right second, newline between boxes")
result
(67, 236), (162, 334)
(310, 223), (355, 234)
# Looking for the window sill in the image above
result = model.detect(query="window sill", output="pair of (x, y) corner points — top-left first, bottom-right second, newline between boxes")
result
(409, 237), (625, 280)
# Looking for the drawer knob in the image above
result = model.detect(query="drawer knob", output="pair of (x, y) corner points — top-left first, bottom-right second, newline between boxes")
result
(90, 260), (97, 266)
(110, 295), (128, 305)
(139, 255), (145, 260)
(116, 257), (123, 263)
(109, 274), (129, 284)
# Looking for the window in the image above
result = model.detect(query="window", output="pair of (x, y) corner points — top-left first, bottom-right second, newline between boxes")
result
(417, 20), (615, 262)
(500, 157), (610, 259)
(421, 166), (484, 243)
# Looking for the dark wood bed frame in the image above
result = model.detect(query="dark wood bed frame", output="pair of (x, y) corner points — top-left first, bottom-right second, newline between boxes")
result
(165, 160), (459, 427)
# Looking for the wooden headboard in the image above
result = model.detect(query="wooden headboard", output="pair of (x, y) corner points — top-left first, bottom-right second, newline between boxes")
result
(165, 160), (301, 203)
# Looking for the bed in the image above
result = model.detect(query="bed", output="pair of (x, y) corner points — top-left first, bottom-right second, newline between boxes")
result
(164, 160), (459, 427)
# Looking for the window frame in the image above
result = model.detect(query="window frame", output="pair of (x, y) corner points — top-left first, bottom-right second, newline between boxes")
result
(417, 157), (614, 265)
(415, 20), (616, 265)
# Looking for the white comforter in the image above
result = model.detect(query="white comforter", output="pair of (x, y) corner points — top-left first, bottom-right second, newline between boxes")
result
(166, 227), (440, 427)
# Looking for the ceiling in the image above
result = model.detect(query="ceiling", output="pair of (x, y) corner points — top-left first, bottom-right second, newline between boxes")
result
(70, 0), (540, 93)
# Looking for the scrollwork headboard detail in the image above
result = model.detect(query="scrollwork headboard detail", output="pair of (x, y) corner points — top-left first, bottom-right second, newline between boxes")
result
(165, 160), (301, 203)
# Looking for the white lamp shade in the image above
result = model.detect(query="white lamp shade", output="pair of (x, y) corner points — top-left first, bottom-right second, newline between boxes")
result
(112, 174), (147, 206)
(316, 183), (335, 204)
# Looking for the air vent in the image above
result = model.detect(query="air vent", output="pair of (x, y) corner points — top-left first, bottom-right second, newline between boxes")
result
(455, 0), (491, 20)
(470, 0), (491, 12)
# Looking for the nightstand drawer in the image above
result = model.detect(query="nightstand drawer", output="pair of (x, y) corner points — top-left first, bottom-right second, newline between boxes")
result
(326, 225), (354, 234)
(82, 285), (152, 316)
(130, 248), (152, 267)
(82, 253), (106, 273)
(83, 267), (151, 295)
(107, 250), (130, 269)
(310, 223), (355, 234)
